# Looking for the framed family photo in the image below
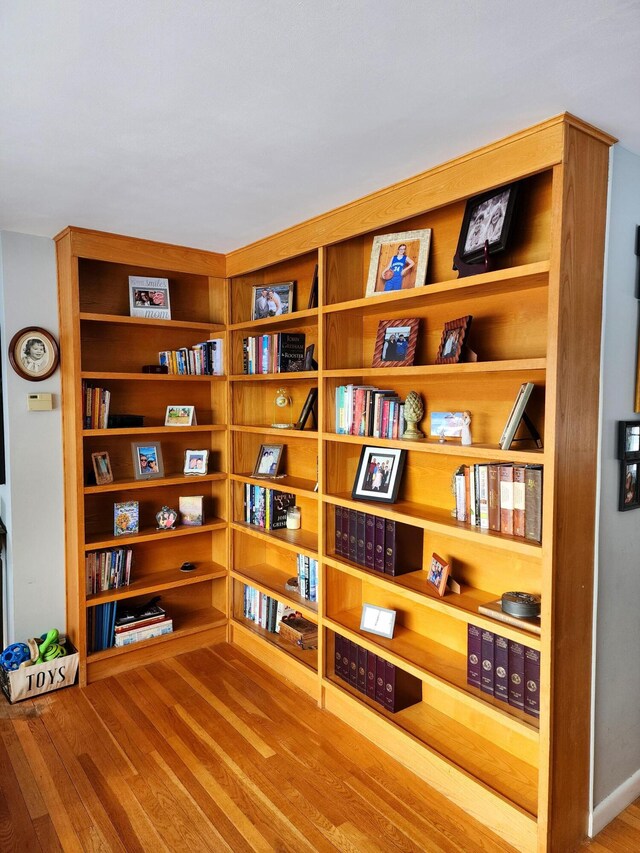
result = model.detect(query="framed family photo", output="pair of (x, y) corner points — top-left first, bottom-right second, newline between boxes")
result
(131, 442), (164, 480)
(620, 461), (640, 511)
(365, 229), (431, 297)
(8, 326), (59, 381)
(372, 319), (419, 368)
(435, 316), (473, 364)
(251, 282), (294, 320)
(352, 445), (406, 504)
(427, 552), (450, 597)
(252, 444), (284, 478)
(91, 451), (113, 486)
(456, 184), (518, 264)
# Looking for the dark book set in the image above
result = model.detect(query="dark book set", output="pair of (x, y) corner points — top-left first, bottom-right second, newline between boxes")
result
(243, 485), (296, 530)
(467, 623), (540, 718)
(334, 506), (421, 576)
(242, 332), (306, 375)
(453, 462), (543, 543)
(334, 633), (422, 714)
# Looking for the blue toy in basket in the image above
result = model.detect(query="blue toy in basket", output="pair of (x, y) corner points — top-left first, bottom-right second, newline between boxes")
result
(0, 642), (30, 671)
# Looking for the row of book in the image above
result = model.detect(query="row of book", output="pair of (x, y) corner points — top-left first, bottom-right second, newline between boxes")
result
(88, 600), (174, 652)
(85, 548), (133, 595)
(334, 506), (419, 576)
(334, 384), (406, 439)
(158, 338), (223, 375)
(242, 332), (305, 374)
(295, 553), (318, 603)
(467, 624), (540, 717)
(87, 602), (117, 653)
(82, 382), (111, 429)
(334, 634), (422, 714)
(243, 484), (295, 530)
(453, 462), (543, 543)
(242, 585), (318, 649)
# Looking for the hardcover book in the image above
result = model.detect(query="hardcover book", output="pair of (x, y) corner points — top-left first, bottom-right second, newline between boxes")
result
(375, 655), (386, 704)
(494, 634), (509, 702)
(348, 510), (357, 563)
(341, 638), (350, 682)
(524, 465), (543, 543)
(366, 649), (377, 699)
(334, 506), (343, 556)
(334, 634), (344, 679)
(383, 661), (423, 714)
(374, 516), (386, 572)
(356, 511), (366, 566)
(524, 646), (541, 717)
(480, 629), (495, 695)
(508, 640), (525, 710)
(488, 463), (501, 531)
(278, 333), (306, 373)
(477, 599), (541, 635)
(341, 507), (350, 557)
(270, 491), (296, 530)
(357, 645), (367, 694)
(364, 514), (375, 570)
(499, 464), (514, 536)
(349, 640), (359, 687)
(513, 465), (526, 538)
(384, 520), (421, 576)
(467, 623), (482, 688)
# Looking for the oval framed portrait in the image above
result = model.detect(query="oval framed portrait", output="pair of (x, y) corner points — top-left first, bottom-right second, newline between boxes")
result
(8, 327), (60, 381)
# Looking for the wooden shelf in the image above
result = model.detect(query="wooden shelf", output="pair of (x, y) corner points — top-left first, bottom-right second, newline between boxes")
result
(323, 553), (542, 648)
(230, 564), (318, 618)
(323, 492), (542, 556)
(87, 606), (227, 663)
(231, 473), (318, 499)
(324, 613), (539, 738)
(229, 371), (318, 382)
(86, 562), (227, 606)
(84, 424), (227, 437)
(229, 307), (318, 332)
(231, 614), (318, 672)
(322, 431), (545, 461)
(85, 471), (226, 494)
(323, 677), (538, 816)
(322, 358), (546, 380)
(80, 312), (226, 333)
(85, 518), (227, 550)
(230, 521), (318, 557)
(230, 424), (318, 439)
(322, 262), (550, 316)
(82, 371), (227, 382)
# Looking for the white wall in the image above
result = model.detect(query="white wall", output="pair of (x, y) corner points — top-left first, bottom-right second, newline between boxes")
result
(0, 231), (65, 645)
(591, 145), (640, 833)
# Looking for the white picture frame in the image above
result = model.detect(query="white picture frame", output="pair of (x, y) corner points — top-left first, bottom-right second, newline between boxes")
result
(128, 276), (171, 320)
(360, 603), (396, 639)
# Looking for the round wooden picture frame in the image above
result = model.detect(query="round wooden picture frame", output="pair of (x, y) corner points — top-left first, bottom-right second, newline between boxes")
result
(8, 326), (59, 381)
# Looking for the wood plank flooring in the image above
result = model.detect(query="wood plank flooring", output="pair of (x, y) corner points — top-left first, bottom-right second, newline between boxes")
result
(0, 642), (637, 852)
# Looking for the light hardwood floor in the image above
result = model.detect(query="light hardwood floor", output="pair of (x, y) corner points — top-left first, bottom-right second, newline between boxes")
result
(0, 642), (637, 852)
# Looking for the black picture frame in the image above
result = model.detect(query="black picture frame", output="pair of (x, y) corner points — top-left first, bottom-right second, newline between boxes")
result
(456, 184), (518, 264)
(351, 445), (406, 504)
(619, 460), (640, 511)
(307, 264), (318, 309)
(618, 420), (640, 460)
(294, 388), (318, 431)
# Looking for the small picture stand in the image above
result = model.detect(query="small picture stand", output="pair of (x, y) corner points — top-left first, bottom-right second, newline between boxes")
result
(499, 382), (543, 450)
(453, 240), (494, 278)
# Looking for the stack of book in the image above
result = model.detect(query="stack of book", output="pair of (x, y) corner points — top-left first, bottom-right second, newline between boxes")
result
(82, 382), (110, 429)
(242, 333), (305, 374)
(113, 600), (173, 647)
(242, 585), (317, 648)
(334, 633), (422, 714)
(334, 507), (420, 576)
(159, 338), (223, 375)
(453, 462), (543, 543)
(334, 384), (405, 439)
(85, 548), (133, 595)
(467, 624), (540, 718)
(243, 485), (296, 530)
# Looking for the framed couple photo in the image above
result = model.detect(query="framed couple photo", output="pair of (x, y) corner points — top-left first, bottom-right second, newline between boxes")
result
(251, 282), (294, 320)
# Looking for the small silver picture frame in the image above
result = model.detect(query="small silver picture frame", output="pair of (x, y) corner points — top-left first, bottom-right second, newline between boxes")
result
(360, 603), (396, 639)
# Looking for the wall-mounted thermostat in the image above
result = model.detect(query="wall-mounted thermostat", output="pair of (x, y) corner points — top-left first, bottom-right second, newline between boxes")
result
(27, 392), (53, 411)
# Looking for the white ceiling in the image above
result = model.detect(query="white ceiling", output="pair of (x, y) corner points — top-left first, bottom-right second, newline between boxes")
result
(1, 1), (639, 253)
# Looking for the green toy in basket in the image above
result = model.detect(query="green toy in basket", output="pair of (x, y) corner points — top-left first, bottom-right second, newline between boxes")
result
(35, 629), (67, 663)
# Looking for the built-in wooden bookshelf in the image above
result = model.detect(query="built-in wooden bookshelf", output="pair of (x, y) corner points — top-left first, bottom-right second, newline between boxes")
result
(57, 115), (615, 852)
(56, 228), (230, 685)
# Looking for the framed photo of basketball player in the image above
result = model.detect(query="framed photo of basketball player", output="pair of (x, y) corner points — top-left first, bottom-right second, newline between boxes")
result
(365, 229), (431, 298)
